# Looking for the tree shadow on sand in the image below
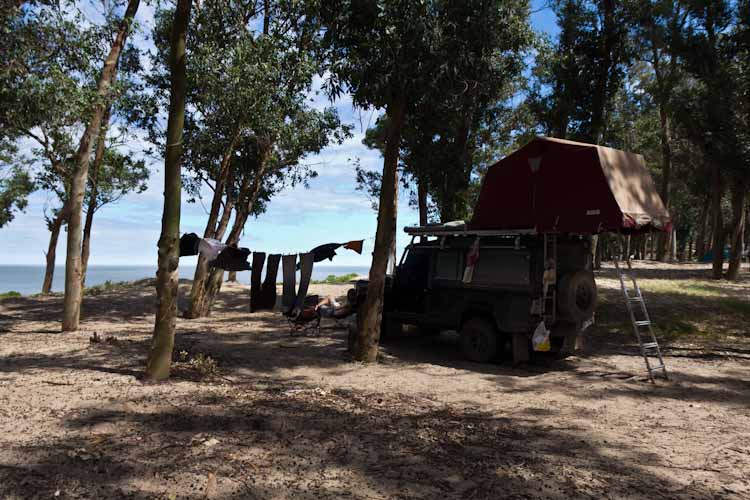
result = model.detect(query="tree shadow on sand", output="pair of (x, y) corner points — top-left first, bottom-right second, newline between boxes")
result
(0, 388), (729, 500)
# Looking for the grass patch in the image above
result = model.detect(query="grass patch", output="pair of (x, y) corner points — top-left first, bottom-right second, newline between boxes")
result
(596, 275), (749, 344)
(0, 291), (22, 299)
(311, 273), (360, 285)
(85, 280), (130, 296)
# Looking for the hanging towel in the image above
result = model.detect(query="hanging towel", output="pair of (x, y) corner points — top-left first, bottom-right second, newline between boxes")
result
(298, 240), (366, 269)
(212, 246), (251, 271)
(256, 254), (280, 310)
(281, 254), (297, 310)
(293, 252), (315, 314)
(179, 233), (201, 257)
(343, 239), (364, 254)
(250, 252), (266, 312)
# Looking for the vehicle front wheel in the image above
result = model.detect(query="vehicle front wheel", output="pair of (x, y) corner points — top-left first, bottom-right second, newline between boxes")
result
(460, 318), (499, 363)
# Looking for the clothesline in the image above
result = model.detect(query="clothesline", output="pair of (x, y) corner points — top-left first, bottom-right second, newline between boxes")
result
(178, 232), (365, 316)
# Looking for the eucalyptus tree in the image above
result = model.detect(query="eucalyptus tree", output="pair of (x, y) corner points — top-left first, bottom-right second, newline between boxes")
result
(197, 105), (349, 317)
(673, 0), (741, 279)
(62, 0), (140, 332)
(1, 2), (148, 294)
(144, 0), (349, 318)
(80, 139), (149, 287)
(319, 0), (532, 361)
(529, 0), (633, 143)
(145, 0), (193, 382)
(318, 0), (436, 361)
(633, 0), (688, 261)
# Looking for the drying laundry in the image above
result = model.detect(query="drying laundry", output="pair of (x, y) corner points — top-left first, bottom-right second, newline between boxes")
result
(298, 240), (365, 269)
(249, 252), (266, 312)
(179, 233), (201, 257)
(179, 233), (252, 271)
(281, 254), (297, 310)
(292, 252), (315, 314)
(212, 246), (251, 272)
(198, 238), (226, 262)
(256, 254), (280, 310)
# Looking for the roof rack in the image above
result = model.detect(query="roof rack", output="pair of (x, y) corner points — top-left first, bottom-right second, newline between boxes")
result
(404, 224), (537, 237)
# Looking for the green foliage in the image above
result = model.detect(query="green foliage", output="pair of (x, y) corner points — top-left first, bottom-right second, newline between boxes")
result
(0, 164), (34, 227)
(312, 273), (360, 284)
(1, 1), (150, 228)
(528, 0), (635, 142)
(142, 0), (350, 218)
(0, 291), (22, 299)
(353, 0), (534, 223)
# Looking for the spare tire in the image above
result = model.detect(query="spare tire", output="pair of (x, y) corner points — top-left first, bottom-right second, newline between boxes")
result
(557, 271), (597, 322)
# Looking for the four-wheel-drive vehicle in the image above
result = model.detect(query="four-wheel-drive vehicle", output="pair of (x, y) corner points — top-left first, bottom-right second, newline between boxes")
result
(356, 225), (597, 363)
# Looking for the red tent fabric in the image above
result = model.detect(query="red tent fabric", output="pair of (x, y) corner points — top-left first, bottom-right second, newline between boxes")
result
(469, 137), (671, 234)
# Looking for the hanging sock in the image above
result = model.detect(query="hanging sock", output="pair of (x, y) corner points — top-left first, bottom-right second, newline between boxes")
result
(249, 252), (266, 313)
(281, 254), (297, 311)
(293, 252), (315, 314)
(179, 233), (201, 257)
(256, 254), (280, 310)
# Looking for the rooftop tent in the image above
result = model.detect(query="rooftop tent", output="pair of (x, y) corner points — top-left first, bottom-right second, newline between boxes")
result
(469, 137), (671, 234)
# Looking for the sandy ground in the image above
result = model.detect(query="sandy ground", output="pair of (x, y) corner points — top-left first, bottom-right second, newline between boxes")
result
(0, 263), (749, 500)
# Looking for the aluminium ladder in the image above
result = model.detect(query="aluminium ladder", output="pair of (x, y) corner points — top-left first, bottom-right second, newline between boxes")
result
(613, 256), (668, 383)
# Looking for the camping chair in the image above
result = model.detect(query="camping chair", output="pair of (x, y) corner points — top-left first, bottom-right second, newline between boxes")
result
(285, 295), (322, 337)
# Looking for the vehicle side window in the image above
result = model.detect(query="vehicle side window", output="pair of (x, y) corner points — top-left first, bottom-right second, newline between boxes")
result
(400, 249), (430, 288)
(434, 250), (461, 281)
(473, 249), (530, 285)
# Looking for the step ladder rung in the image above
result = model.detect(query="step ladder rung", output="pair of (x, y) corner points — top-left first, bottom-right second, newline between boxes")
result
(615, 253), (668, 383)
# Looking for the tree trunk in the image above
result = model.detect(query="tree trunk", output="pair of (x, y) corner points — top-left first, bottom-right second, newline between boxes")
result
(388, 169), (398, 274)
(80, 108), (110, 292)
(61, 0), (140, 332)
(709, 163), (725, 279)
(656, 113), (672, 261)
(417, 177), (427, 242)
(185, 134), (240, 319)
(227, 271), (238, 282)
(144, 0), (192, 381)
(355, 92), (407, 362)
(200, 156), (269, 316)
(42, 210), (66, 294)
(695, 198), (710, 259)
(417, 178), (428, 226)
(726, 180), (748, 281)
(589, 0), (615, 143)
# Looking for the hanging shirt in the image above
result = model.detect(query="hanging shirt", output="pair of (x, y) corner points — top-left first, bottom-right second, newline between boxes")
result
(198, 238), (225, 262)
(179, 233), (201, 257)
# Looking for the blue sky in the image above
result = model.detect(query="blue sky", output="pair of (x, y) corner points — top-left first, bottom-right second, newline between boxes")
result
(0, 1), (558, 269)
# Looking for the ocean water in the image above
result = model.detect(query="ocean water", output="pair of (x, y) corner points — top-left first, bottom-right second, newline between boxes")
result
(0, 265), (370, 296)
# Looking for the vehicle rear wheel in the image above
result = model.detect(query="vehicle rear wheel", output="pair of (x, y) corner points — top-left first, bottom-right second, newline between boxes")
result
(460, 318), (499, 363)
(557, 271), (597, 322)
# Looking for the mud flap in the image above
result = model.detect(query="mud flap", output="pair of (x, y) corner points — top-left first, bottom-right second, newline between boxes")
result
(512, 333), (530, 364)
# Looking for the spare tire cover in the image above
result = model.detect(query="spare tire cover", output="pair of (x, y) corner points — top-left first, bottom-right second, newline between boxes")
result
(557, 271), (597, 322)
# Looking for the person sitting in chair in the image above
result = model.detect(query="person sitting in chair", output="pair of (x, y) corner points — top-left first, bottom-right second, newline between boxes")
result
(313, 289), (356, 319)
